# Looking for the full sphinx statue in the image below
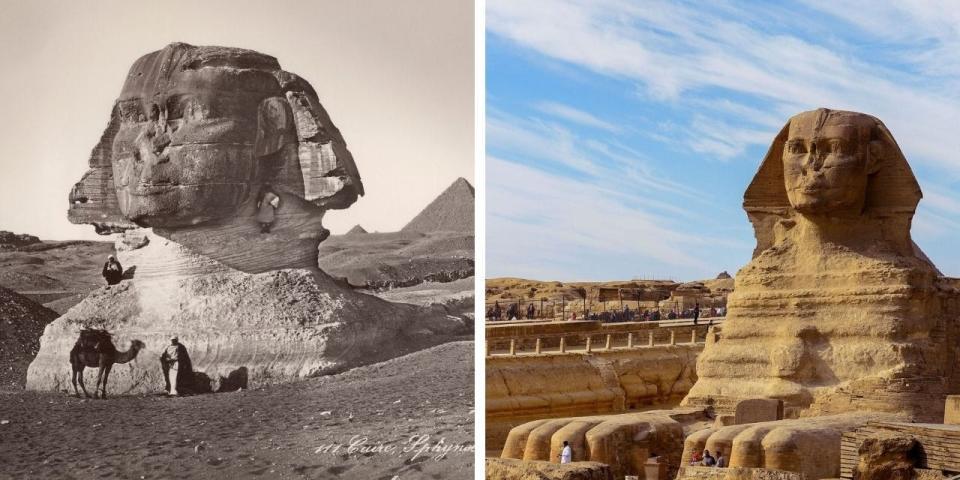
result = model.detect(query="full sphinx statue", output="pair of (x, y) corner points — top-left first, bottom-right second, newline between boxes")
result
(499, 109), (960, 479)
(686, 108), (960, 417)
(27, 43), (466, 395)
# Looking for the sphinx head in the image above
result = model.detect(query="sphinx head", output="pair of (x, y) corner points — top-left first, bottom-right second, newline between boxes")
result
(70, 42), (364, 230)
(743, 108), (922, 255)
(781, 109), (884, 215)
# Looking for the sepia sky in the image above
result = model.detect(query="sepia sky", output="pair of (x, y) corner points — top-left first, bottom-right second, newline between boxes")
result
(0, 0), (473, 240)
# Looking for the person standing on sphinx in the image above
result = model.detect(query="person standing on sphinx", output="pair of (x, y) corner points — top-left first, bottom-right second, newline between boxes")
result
(256, 184), (281, 233)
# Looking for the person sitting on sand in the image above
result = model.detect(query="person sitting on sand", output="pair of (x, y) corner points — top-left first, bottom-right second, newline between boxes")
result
(255, 184), (281, 233)
(101, 255), (123, 285)
(160, 336), (192, 396)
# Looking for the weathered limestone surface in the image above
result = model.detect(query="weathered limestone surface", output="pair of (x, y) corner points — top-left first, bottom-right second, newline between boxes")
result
(943, 395), (960, 425)
(497, 110), (960, 480)
(28, 43), (467, 394)
(852, 432), (917, 480)
(27, 230), (465, 394)
(501, 409), (711, 480)
(677, 466), (807, 480)
(687, 109), (960, 419)
(734, 399), (783, 425)
(485, 458), (613, 480)
(486, 346), (700, 450)
(677, 109), (960, 477)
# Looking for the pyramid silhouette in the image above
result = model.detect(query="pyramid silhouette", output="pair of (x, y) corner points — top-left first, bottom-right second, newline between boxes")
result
(401, 177), (474, 233)
(346, 224), (368, 235)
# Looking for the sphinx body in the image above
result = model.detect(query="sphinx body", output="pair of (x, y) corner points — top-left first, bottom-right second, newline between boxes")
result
(684, 109), (960, 419)
(499, 109), (960, 479)
(27, 43), (466, 394)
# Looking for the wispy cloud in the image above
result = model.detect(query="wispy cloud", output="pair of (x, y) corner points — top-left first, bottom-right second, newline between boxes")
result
(488, 0), (960, 170)
(487, 156), (746, 281)
(533, 101), (622, 132)
(487, 0), (960, 279)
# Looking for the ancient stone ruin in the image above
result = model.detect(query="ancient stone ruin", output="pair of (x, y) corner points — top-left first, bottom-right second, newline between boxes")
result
(496, 109), (960, 479)
(27, 43), (467, 395)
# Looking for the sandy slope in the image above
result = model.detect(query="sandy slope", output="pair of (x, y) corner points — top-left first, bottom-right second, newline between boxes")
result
(0, 341), (474, 479)
(0, 240), (115, 313)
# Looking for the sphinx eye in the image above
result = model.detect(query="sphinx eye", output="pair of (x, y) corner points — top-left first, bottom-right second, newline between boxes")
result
(786, 141), (806, 154)
(829, 139), (842, 153)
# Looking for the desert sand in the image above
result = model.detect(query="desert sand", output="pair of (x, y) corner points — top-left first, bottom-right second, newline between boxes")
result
(0, 341), (474, 479)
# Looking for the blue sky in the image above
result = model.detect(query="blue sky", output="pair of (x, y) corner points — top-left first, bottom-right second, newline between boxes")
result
(486, 0), (960, 282)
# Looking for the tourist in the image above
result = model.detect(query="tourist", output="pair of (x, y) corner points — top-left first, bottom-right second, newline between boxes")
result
(527, 303), (536, 319)
(668, 309), (677, 320)
(160, 335), (192, 396)
(701, 449), (716, 466)
(689, 450), (702, 465)
(559, 441), (572, 464)
(693, 302), (701, 325)
(492, 301), (502, 320)
(716, 451), (727, 468)
(255, 184), (281, 233)
(101, 255), (123, 285)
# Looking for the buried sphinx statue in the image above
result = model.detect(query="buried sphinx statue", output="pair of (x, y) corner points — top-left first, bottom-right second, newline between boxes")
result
(499, 109), (960, 479)
(26, 43), (467, 395)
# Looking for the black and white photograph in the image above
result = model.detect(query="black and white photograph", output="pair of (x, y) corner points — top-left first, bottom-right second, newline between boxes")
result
(0, 1), (475, 478)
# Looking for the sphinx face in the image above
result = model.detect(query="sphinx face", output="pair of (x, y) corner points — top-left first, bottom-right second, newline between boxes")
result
(110, 52), (279, 227)
(782, 111), (875, 215)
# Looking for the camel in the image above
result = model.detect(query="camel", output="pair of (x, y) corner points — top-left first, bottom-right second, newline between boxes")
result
(69, 329), (145, 399)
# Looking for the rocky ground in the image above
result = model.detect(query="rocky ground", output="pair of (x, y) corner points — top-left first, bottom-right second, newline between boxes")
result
(0, 286), (59, 389)
(0, 341), (475, 480)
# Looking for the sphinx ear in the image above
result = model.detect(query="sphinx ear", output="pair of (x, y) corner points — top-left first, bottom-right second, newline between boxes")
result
(254, 96), (296, 158)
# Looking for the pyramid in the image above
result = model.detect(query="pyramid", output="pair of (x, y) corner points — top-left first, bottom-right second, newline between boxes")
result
(346, 225), (368, 235)
(401, 177), (474, 233)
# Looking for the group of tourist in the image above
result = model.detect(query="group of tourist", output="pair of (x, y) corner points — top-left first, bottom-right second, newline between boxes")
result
(485, 300), (726, 323)
(690, 449), (727, 468)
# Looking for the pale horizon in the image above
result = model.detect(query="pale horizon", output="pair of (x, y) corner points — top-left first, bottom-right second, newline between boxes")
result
(0, 0), (473, 241)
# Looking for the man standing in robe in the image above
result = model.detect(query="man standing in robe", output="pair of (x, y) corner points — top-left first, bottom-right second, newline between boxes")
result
(160, 336), (192, 396)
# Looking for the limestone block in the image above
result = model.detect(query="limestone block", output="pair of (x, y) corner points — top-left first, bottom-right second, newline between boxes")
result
(734, 399), (783, 425)
(853, 432), (918, 480)
(944, 395), (960, 425)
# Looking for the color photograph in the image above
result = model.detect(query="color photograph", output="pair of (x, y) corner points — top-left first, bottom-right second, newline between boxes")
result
(484, 1), (960, 479)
